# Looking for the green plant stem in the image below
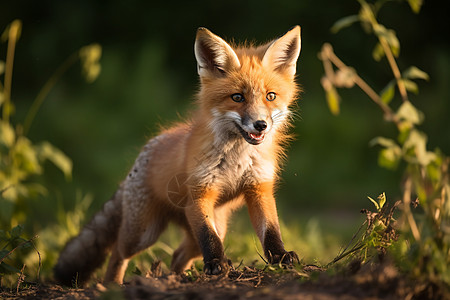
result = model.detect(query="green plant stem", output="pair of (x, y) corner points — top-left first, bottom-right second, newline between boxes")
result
(327, 244), (365, 267)
(321, 44), (399, 124)
(3, 23), (20, 122)
(321, 45), (336, 82)
(23, 52), (79, 135)
(378, 37), (408, 102)
(359, 0), (408, 102)
(403, 177), (421, 242)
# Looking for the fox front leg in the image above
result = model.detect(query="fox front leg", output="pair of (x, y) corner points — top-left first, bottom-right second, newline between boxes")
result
(263, 224), (299, 265)
(185, 189), (229, 275)
(245, 182), (299, 265)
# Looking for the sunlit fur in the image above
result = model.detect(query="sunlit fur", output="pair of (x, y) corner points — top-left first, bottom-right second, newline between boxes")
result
(199, 48), (300, 173)
(54, 26), (301, 286)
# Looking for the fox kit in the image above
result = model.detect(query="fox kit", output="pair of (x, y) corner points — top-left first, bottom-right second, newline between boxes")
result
(54, 26), (301, 286)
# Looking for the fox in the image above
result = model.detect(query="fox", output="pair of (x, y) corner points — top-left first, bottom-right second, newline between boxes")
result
(54, 26), (302, 286)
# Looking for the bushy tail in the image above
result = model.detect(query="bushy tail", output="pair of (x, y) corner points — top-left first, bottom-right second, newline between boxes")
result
(54, 193), (122, 286)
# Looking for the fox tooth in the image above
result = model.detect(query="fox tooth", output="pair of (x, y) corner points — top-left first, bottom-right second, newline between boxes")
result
(250, 133), (265, 140)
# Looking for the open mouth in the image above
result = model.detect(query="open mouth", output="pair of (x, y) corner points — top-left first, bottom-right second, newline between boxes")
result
(234, 123), (266, 145)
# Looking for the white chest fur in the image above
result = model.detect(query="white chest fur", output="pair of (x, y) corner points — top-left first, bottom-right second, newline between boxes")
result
(192, 138), (275, 193)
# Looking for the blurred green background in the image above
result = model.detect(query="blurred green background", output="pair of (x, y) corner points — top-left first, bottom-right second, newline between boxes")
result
(1, 0), (449, 271)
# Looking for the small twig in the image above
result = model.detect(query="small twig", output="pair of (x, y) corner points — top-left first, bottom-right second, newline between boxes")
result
(253, 236), (268, 264)
(378, 37), (408, 102)
(336, 219), (367, 258)
(16, 264), (26, 293)
(327, 244), (365, 267)
(236, 259), (244, 270)
(72, 272), (79, 289)
(29, 239), (41, 281)
(0, 235), (38, 264)
(320, 44), (399, 124)
(327, 218), (368, 268)
(255, 274), (262, 287)
(236, 276), (259, 282)
(235, 272), (244, 281)
(321, 45), (336, 83)
(403, 177), (421, 242)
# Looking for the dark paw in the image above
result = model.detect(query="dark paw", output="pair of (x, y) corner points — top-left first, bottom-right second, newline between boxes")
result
(268, 250), (300, 265)
(203, 258), (230, 275)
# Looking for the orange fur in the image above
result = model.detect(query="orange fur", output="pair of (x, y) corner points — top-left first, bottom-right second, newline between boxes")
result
(54, 26), (302, 286)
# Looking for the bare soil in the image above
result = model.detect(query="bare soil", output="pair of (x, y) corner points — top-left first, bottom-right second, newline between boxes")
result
(0, 263), (446, 299)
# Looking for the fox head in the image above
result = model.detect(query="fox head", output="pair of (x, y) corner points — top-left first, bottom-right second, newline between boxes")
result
(195, 26), (301, 146)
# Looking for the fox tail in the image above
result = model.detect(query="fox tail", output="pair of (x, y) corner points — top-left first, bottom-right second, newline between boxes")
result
(54, 193), (122, 286)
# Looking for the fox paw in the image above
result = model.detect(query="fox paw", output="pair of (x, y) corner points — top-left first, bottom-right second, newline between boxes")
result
(203, 258), (231, 275)
(269, 250), (300, 265)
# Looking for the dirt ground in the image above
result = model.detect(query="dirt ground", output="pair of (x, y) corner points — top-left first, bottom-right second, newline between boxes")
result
(0, 263), (447, 300)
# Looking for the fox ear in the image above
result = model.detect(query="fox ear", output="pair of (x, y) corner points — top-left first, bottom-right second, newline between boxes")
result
(194, 28), (241, 78)
(262, 26), (301, 77)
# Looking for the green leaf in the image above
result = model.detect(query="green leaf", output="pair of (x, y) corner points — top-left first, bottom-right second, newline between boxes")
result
(19, 240), (32, 251)
(401, 79), (419, 94)
(370, 137), (402, 169)
(79, 43), (102, 83)
(403, 66), (429, 81)
(1, 101), (15, 119)
(23, 182), (48, 197)
(386, 32), (400, 57)
(396, 101), (424, 125)
(10, 225), (23, 238)
(0, 262), (21, 275)
(380, 81), (395, 104)
(13, 137), (42, 175)
(0, 121), (15, 147)
(378, 147), (402, 170)
(372, 43), (384, 61)
(38, 141), (73, 180)
(377, 193), (386, 209)
(368, 196), (380, 210)
(0, 249), (10, 260)
(403, 129), (436, 166)
(397, 122), (411, 144)
(426, 155), (442, 183)
(358, 2), (376, 27)
(331, 15), (360, 33)
(408, 0), (423, 13)
(11, 237), (27, 247)
(369, 136), (398, 148)
(326, 87), (340, 116)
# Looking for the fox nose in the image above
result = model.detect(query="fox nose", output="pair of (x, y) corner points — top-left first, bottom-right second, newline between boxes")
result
(254, 120), (267, 132)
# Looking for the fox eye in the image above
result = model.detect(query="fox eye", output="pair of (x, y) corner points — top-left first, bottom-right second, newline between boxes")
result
(266, 92), (276, 101)
(231, 93), (245, 102)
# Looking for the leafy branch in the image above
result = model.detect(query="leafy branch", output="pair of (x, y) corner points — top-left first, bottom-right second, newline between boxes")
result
(319, 0), (450, 289)
(328, 193), (399, 267)
(0, 225), (40, 286)
(0, 19), (101, 286)
(0, 20), (102, 230)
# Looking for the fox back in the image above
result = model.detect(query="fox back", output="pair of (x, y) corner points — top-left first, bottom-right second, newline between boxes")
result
(54, 26), (301, 286)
